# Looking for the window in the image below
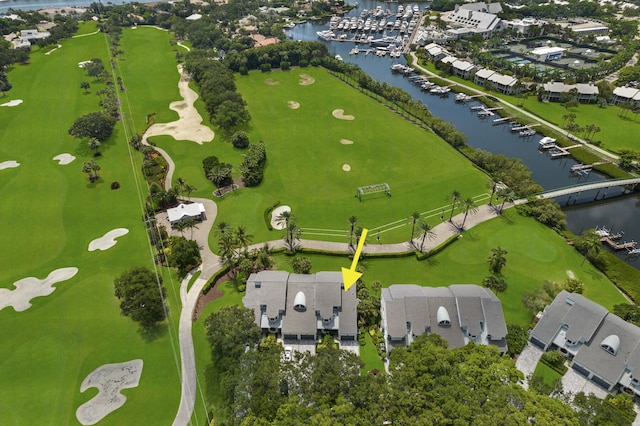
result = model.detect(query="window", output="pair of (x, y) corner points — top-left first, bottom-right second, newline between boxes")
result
(254, 281), (261, 288)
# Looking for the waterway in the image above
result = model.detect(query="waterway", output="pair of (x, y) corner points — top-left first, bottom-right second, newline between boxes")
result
(287, 1), (640, 266)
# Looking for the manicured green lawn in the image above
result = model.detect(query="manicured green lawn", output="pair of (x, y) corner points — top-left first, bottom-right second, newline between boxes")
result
(532, 360), (564, 386)
(0, 24), (183, 424)
(360, 332), (385, 374)
(249, 210), (626, 327)
(151, 67), (491, 248)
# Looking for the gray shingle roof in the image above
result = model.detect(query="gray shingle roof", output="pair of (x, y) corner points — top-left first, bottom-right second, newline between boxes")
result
(573, 314), (640, 386)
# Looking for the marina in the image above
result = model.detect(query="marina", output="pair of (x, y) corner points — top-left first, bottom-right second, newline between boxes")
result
(595, 226), (638, 251)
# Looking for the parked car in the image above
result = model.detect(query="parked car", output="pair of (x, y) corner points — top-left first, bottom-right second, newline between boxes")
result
(283, 346), (293, 361)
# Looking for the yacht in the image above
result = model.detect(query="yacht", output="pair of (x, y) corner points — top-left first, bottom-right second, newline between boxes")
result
(316, 30), (335, 41)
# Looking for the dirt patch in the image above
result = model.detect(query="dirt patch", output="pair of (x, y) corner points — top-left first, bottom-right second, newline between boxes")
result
(340, 139), (354, 145)
(332, 109), (355, 120)
(264, 78), (281, 86)
(342, 164), (351, 171)
(287, 101), (300, 109)
(299, 74), (315, 85)
(193, 273), (230, 321)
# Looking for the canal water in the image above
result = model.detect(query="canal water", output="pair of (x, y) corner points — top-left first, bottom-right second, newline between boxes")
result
(288, 3), (639, 266)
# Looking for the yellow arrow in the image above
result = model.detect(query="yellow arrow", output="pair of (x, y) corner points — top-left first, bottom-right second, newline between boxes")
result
(341, 228), (368, 292)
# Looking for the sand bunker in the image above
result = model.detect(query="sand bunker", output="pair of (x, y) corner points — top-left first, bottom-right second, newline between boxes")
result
(566, 270), (575, 279)
(0, 160), (20, 170)
(78, 60), (92, 68)
(53, 153), (76, 165)
(270, 205), (292, 230)
(0, 267), (79, 312)
(76, 359), (143, 425)
(332, 109), (355, 120)
(264, 78), (281, 86)
(143, 64), (215, 145)
(299, 74), (315, 86)
(44, 44), (62, 55)
(340, 139), (354, 145)
(0, 99), (23, 107)
(342, 164), (351, 172)
(88, 228), (129, 251)
(287, 101), (300, 109)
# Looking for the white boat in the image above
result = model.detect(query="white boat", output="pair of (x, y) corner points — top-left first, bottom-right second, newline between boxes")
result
(283, 23), (295, 29)
(335, 54), (343, 61)
(455, 93), (472, 102)
(316, 30), (335, 41)
(538, 136), (556, 147)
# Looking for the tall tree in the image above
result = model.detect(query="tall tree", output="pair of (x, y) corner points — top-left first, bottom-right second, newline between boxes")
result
(460, 197), (478, 229)
(409, 211), (421, 243)
(113, 267), (167, 328)
(235, 225), (253, 253)
(416, 221), (436, 253)
(488, 247), (508, 274)
(275, 210), (294, 230)
(487, 178), (500, 206)
(447, 190), (461, 221)
(87, 138), (101, 156)
(348, 215), (358, 248)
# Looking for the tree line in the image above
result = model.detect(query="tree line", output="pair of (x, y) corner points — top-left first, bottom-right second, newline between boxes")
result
(184, 52), (250, 132)
(205, 304), (627, 425)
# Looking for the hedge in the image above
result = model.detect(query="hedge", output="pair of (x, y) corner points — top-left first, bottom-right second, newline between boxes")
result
(201, 264), (232, 294)
(416, 234), (461, 261)
(263, 201), (280, 231)
(539, 355), (568, 376)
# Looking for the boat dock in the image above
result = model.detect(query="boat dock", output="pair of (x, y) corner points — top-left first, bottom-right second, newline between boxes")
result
(493, 116), (515, 125)
(602, 237), (637, 250)
(550, 147), (571, 158)
(570, 164), (593, 175)
(511, 123), (540, 132)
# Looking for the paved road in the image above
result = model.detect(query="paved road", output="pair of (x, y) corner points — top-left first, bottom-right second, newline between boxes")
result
(408, 53), (619, 162)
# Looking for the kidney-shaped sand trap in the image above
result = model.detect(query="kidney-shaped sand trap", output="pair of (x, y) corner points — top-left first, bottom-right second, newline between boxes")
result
(340, 139), (354, 145)
(287, 101), (300, 109)
(332, 109), (355, 120)
(0, 99), (23, 107)
(0, 267), (79, 312)
(53, 153), (76, 165)
(298, 74), (315, 85)
(76, 359), (143, 425)
(0, 160), (20, 170)
(88, 228), (129, 251)
(270, 205), (292, 230)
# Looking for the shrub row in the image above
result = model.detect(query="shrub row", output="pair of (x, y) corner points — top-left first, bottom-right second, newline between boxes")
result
(201, 264), (232, 294)
(263, 201), (281, 231)
(416, 234), (460, 261)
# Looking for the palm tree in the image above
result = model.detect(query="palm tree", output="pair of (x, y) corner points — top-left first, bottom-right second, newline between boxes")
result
(447, 190), (461, 222)
(254, 243), (275, 271)
(184, 219), (199, 240)
(460, 197), (478, 229)
(275, 210), (294, 230)
(184, 184), (196, 200)
(82, 160), (100, 182)
(487, 247), (508, 274)
(487, 178), (500, 206)
(217, 232), (237, 266)
(483, 275), (508, 293)
(235, 226), (253, 253)
(87, 138), (101, 156)
(348, 215), (358, 248)
(497, 188), (516, 214)
(409, 212), (421, 243)
(173, 221), (188, 237)
(284, 221), (302, 251)
(215, 221), (231, 237)
(416, 221), (436, 253)
(580, 229), (601, 266)
(175, 177), (186, 197)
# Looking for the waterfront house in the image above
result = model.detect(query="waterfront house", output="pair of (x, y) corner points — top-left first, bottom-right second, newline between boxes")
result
(542, 82), (599, 103)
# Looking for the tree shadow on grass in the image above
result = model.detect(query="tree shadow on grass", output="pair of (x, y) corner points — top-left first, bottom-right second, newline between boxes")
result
(420, 257), (439, 269)
(139, 322), (168, 342)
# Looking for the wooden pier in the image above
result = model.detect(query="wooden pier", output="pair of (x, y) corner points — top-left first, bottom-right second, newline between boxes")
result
(601, 236), (637, 250)
(511, 123), (541, 132)
(493, 116), (515, 125)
